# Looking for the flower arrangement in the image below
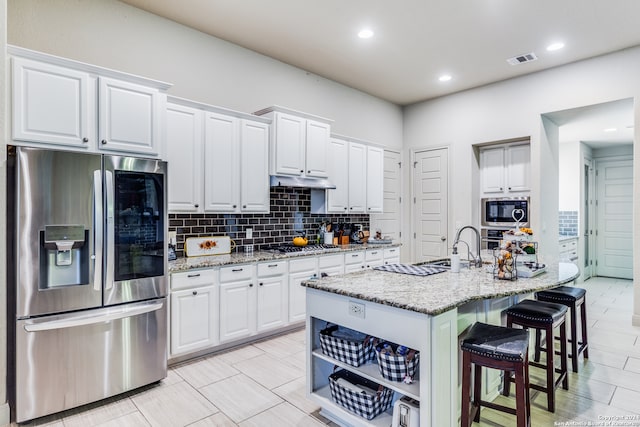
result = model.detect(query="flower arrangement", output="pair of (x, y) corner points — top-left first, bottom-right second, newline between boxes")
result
(199, 240), (217, 249)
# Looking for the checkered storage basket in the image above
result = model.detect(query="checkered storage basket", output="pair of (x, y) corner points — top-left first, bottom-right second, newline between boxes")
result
(319, 324), (375, 367)
(374, 341), (420, 383)
(328, 369), (394, 420)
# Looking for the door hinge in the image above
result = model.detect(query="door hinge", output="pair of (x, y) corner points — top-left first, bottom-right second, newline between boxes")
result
(413, 197), (416, 203)
(595, 229), (598, 236)
(398, 162), (402, 168)
(398, 196), (402, 203)
(595, 199), (598, 206)
(596, 169), (599, 176)
(414, 232), (416, 238)
(413, 161), (418, 168)
(399, 231), (402, 238)
(595, 260), (598, 266)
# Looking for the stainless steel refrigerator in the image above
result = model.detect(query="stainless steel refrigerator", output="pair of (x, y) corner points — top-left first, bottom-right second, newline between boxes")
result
(7, 146), (168, 423)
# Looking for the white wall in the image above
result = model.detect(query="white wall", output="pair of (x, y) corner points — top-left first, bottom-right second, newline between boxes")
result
(404, 46), (640, 325)
(7, 0), (403, 148)
(559, 141), (581, 211)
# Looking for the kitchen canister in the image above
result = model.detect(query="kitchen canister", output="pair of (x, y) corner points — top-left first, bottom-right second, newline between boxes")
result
(323, 232), (334, 245)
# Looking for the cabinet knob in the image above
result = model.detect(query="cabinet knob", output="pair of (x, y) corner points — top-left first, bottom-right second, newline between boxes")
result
(307, 170), (310, 174)
(243, 205), (246, 208)
(344, 207), (347, 210)
(508, 187), (512, 190)
(300, 170), (304, 174)
(249, 283), (254, 287)
(101, 139), (107, 145)
(233, 205), (237, 208)
(192, 291), (198, 295)
(259, 282), (263, 286)
(194, 204), (199, 208)
(500, 187), (503, 191)
(82, 137), (89, 143)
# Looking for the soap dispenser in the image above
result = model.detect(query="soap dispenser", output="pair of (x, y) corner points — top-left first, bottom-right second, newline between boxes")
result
(450, 247), (461, 273)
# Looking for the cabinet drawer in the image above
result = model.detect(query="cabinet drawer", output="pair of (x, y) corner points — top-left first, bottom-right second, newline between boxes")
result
(365, 249), (383, 261)
(384, 247), (399, 258)
(289, 257), (317, 273)
(319, 253), (343, 269)
(257, 261), (287, 277)
(220, 264), (254, 282)
(171, 269), (217, 290)
(344, 251), (364, 264)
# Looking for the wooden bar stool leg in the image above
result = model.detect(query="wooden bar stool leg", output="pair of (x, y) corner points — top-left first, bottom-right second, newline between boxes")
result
(514, 363), (528, 427)
(569, 302), (579, 372)
(524, 349), (531, 421)
(534, 328), (542, 362)
(545, 324), (555, 412)
(560, 320), (569, 390)
(580, 298), (589, 359)
(473, 363), (482, 422)
(461, 351), (472, 427)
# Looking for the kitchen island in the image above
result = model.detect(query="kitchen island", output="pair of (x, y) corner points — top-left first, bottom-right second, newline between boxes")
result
(302, 262), (579, 427)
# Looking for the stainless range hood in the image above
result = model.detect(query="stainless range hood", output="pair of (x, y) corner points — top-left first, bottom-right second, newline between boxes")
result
(270, 175), (336, 189)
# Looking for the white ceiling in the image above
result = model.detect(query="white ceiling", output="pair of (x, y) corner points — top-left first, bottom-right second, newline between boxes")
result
(120, 0), (640, 106)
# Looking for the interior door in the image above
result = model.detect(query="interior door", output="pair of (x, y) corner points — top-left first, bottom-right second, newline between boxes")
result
(595, 157), (633, 279)
(582, 158), (594, 280)
(412, 148), (449, 262)
(370, 150), (402, 242)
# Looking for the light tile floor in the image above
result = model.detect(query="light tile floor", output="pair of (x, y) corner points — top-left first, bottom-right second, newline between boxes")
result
(13, 276), (640, 426)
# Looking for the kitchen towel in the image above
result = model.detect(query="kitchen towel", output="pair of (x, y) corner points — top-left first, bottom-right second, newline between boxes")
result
(374, 263), (446, 276)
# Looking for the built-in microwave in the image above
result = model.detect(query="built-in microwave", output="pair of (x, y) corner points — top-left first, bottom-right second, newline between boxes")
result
(481, 197), (530, 227)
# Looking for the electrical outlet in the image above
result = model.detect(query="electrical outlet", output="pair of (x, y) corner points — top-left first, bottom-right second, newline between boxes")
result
(348, 301), (365, 319)
(246, 228), (253, 239)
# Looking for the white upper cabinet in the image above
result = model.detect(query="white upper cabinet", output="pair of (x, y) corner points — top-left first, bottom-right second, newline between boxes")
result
(204, 112), (240, 212)
(12, 57), (93, 149)
(255, 106), (332, 178)
(167, 97), (270, 214)
(348, 141), (367, 213)
(326, 138), (349, 213)
(166, 103), (203, 212)
(98, 77), (161, 155)
(480, 143), (530, 195)
(366, 145), (384, 213)
(10, 47), (170, 156)
(240, 120), (270, 212)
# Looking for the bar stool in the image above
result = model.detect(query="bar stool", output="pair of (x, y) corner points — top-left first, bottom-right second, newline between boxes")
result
(460, 322), (531, 427)
(504, 299), (568, 413)
(535, 286), (589, 372)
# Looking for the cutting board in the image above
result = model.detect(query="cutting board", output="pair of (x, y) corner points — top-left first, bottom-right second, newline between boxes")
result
(185, 236), (233, 257)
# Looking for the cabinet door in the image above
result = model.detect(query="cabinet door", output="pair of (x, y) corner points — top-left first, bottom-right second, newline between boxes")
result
(256, 275), (287, 332)
(170, 285), (218, 356)
(305, 119), (330, 177)
(273, 112), (305, 176)
(326, 138), (349, 213)
(204, 112), (240, 212)
(12, 57), (93, 148)
(166, 103), (203, 212)
(98, 77), (160, 155)
(348, 142), (367, 213)
(288, 270), (316, 323)
(366, 145), (384, 213)
(383, 247), (400, 265)
(506, 144), (530, 192)
(480, 147), (505, 194)
(240, 120), (270, 212)
(219, 279), (256, 342)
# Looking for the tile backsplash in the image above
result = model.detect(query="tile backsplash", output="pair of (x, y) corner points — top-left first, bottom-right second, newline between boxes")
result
(169, 187), (369, 257)
(559, 210), (578, 236)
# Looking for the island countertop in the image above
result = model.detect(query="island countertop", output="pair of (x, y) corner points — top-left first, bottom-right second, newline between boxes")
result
(301, 262), (579, 316)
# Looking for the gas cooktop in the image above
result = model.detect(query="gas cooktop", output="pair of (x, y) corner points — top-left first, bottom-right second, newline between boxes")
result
(267, 243), (338, 253)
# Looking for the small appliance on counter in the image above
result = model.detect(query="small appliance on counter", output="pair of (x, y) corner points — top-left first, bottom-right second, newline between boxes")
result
(392, 396), (420, 427)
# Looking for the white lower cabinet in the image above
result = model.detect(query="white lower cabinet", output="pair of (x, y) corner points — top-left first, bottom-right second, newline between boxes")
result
(383, 247), (400, 264)
(318, 253), (344, 276)
(256, 261), (288, 333)
(170, 269), (218, 357)
(364, 249), (383, 269)
(219, 264), (256, 343)
(344, 251), (365, 273)
(289, 258), (318, 323)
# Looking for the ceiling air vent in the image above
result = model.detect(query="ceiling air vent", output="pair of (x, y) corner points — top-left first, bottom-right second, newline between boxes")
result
(507, 52), (538, 65)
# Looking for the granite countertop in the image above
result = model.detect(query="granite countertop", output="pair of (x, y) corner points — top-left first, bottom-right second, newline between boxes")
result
(168, 242), (401, 273)
(301, 262), (579, 316)
(559, 235), (579, 242)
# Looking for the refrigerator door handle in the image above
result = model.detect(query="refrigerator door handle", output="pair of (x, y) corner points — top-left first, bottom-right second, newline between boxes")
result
(93, 170), (103, 291)
(23, 301), (164, 332)
(105, 170), (115, 290)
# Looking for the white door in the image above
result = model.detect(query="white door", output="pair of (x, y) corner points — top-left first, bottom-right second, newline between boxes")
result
(413, 148), (449, 262)
(166, 103), (203, 212)
(370, 150), (402, 242)
(240, 119), (270, 212)
(595, 157), (633, 279)
(98, 77), (160, 155)
(582, 157), (595, 280)
(12, 57), (93, 148)
(204, 112), (240, 212)
(366, 146), (384, 213)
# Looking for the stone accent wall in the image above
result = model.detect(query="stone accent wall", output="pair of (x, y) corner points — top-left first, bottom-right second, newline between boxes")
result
(559, 211), (578, 236)
(169, 187), (369, 257)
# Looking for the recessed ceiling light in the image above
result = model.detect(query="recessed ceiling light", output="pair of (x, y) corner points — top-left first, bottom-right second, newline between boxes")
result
(603, 127), (617, 132)
(546, 42), (565, 52)
(358, 29), (374, 39)
(438, 74), (452, 82)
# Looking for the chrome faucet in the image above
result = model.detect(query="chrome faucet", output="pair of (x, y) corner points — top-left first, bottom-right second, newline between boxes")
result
(453, 225), (483, 268)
